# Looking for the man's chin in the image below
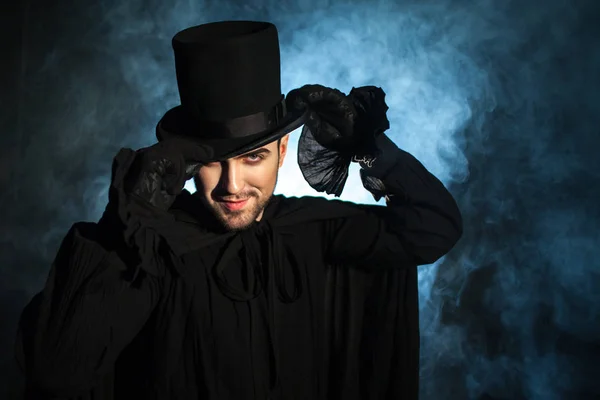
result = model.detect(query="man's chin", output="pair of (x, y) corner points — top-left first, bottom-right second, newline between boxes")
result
(215, 206), (259, 232)
(217, 212), (258, 231)
(203, 193), (272, 232)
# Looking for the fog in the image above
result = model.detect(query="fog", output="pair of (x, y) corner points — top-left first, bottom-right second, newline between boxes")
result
(1, 0), (598, 398)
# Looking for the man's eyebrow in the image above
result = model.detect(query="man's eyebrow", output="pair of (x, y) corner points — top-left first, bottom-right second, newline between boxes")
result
(236, 148), (271, 158)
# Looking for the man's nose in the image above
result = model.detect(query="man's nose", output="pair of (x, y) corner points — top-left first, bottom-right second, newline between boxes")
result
(219, 162), (243, 194)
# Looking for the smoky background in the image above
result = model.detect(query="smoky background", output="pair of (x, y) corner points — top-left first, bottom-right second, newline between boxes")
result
(1, 0), (599, 398)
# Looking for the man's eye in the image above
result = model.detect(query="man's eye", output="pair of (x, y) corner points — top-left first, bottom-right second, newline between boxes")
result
(247, 153), (264, 162)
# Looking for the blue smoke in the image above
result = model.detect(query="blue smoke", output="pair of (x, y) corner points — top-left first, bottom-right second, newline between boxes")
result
(2, 0), (599, 398)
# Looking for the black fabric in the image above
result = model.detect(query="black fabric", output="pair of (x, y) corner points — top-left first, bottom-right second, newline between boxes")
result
(15, 140), (462, 399)
(290, 85), (390, 197)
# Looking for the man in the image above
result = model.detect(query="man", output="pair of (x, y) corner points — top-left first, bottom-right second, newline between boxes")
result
(15, 21), (462, 399)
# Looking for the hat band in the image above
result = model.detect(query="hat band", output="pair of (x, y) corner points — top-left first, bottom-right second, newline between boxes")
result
(197, 95), (287, 139)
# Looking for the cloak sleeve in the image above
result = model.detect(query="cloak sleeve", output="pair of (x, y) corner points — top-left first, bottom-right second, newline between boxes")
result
(15, 222), (162, 399)
(322, 133), (463, 266)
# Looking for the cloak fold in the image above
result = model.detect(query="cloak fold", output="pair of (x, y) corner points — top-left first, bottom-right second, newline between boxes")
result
(322, 264), (419, 399)
(16, 255), (419, 399)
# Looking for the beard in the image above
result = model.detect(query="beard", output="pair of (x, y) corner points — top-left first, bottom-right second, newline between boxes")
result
(210, 191), (273, 232)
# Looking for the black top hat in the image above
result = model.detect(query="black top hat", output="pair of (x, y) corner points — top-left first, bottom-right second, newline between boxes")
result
(156, 20), (307, 161)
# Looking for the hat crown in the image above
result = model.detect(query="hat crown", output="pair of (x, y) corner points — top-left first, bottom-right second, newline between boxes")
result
(172, 21), (282, 122)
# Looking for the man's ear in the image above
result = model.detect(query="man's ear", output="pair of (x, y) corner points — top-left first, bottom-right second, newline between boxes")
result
(278, 134), (290, 168)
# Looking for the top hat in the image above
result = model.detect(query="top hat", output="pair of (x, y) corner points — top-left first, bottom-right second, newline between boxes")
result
(156, 20), (307, 161)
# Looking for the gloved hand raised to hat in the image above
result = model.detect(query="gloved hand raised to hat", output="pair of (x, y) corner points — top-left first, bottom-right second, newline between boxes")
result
(287, 84), (389, 151)
(97, 138), (213, 279)
(286, 84), (392, 196)
(122, 138), (213, 211)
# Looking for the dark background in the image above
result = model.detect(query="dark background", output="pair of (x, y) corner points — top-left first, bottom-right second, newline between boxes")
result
(1, 0), (599, 399)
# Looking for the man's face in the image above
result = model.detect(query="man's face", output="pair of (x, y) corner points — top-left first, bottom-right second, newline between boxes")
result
(194, 135), (289, 231)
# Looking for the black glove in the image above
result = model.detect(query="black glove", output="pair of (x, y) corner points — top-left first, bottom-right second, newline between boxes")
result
(97, 138), (213, 281)
(123, 138), (213, 211)
(286, 84), (390, 196)
(357, 133), (403, 202)
(287, 85), (358, 151)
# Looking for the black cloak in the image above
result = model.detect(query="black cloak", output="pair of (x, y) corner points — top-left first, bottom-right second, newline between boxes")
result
(15, 142), (462, 399)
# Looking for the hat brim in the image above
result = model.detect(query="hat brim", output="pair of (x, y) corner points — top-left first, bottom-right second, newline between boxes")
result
(156, 105), (307, 162)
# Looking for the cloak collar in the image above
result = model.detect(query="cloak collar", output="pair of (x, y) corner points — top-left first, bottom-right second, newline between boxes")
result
(135, 189), (362, 302)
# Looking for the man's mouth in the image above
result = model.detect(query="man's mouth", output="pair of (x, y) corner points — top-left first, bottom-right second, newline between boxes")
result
(219, 199), (249, 211)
